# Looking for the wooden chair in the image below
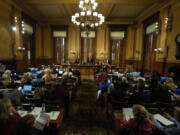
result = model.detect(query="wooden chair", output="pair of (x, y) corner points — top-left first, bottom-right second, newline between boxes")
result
(156, 101), (176, 108)
(140, 101), (157, 108)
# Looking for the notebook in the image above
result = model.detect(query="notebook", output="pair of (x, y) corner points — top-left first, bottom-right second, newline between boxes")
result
(46, 111), (60, 120)
(123, 108), (134, 121)
(33, 113), (49, 131)
(17, 110), (28, 117)
(154, 114), (175, 126)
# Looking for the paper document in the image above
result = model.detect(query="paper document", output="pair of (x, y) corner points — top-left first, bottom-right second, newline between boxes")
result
(154, 114), (175, 126)
(123, 108), (134, 121)
(30, 107), (42, 118)
(33, 113), (49, 131)
(46, 111), (60, 120)
(18, 110), (28, 117)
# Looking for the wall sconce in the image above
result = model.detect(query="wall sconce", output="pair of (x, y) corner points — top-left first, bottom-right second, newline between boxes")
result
(164, 13), (173, 32)
(14, 16), (17, 23)
(135, 50), (141, 54)
(70, 50), (76, 54)
(12, 26), (17, 31)
(154, 48), (163, 54)
(100, 51), (104, 55)
(12, 16), (18, 32)
(21, 21), (25, 34)
(155, 20), (162, 34)
(17, 47), (25, 51)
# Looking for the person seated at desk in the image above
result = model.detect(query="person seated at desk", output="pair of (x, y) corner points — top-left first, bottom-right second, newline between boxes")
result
(0, 98), (37, 135)
(21, 72), (33, 85)
(42, 69), (54, 83)
(97, 78), (113, 99)
(151, 79), (175, 103)
(45, 79), (69, 117)
(97, 72), (106, 85)
(130, 79), (149, 103)
(63, 68), (73, 78)
(151, 108), (180, 135)
(2, 70), (12, 86)
(119, 104), (155, 135)
(110, 80), (127, 102)
(164, 77), (177, 91)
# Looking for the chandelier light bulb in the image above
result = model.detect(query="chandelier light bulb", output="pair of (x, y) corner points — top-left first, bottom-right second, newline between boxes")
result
(85, 0), (89, 4)
(81, 23), (85, 27)
(92, 6), (96, 10)
(98, 14), (102, 18)
(95, 23), (98, 26)
(87, 10), (92, 16)
(80, 11), (85, 16)
(77, 22), (80, 25)
(80, 0), (84, 5)
(94, 2), (98, 7)
(91, 0), (95, 3)
(91, 24), (94, 27)
(79, 4), (82, 8)
(93, 12), (98, 16)
(75, 13), (80, 17)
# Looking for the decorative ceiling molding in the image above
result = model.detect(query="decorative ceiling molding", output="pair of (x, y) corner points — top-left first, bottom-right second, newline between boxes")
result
(135, 0), (170, 22)
(105, 4), (114, 18)
(8, 0), (42, 21)
(23, 0), (161, 5)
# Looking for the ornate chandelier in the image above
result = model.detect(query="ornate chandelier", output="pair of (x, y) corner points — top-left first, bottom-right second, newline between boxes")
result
(71, 0), (105, 29)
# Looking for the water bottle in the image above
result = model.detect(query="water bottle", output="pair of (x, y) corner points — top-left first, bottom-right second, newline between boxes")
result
(42, 103), (45, 113)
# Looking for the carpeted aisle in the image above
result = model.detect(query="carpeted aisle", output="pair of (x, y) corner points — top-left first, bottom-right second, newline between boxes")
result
(61, 80), (115, 135)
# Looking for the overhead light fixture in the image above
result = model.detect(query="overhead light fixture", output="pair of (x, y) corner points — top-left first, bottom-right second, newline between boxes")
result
(72, 0), (105, 30)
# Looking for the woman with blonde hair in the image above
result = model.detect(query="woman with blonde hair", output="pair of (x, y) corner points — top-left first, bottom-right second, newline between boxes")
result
(21, 73), (32, 84)
(0, 98), (36, 135)
(164, 77), (177, 90)
(119, 104), (155, 135)
(0, 98), (21, 135)
(42, 69), (53, 82)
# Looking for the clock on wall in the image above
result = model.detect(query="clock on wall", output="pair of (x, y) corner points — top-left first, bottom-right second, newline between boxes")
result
(175, 34), (180, 60)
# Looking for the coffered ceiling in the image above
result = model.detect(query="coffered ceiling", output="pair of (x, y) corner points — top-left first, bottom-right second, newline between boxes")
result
(12, 0), (169, 25)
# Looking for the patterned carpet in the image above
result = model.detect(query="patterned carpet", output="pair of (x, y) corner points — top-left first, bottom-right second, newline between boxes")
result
(61, 80), (115, 135)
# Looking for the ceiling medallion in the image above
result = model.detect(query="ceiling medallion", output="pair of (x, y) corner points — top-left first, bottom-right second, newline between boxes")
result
(71, 0), (105, 31)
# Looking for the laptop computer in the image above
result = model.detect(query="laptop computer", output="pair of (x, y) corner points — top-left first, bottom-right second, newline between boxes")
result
(32, 73), (38, 77)
(58, 70), (63, 75)
(161, 76), (167, 80)
(23, 85), (32, 92)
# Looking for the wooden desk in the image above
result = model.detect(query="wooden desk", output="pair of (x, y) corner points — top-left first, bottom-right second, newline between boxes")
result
(50, 108), (64, 128)
(62, 64), (95, 80)
(113, 110), (122, 134)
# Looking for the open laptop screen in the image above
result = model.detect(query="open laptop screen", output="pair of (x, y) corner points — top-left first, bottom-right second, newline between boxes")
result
(59, 71), (63, 74)
(23, 85), (32, 92)
(32, 73), (38, 77)
(161, 76), (167, 80)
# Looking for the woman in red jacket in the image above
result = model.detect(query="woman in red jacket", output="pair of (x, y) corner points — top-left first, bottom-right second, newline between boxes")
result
(119, 104), (155, 135)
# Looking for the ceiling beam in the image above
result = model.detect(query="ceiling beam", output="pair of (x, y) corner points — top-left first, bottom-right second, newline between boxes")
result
(39, 17), (135, 25)
(136, 0), (169, 22)
(105, 4), (114, 18)
(63, 4), (73, 17)
(106, 19), (134, 25)
(23, 0), (161, 5)
(11, 0), (42, 21)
